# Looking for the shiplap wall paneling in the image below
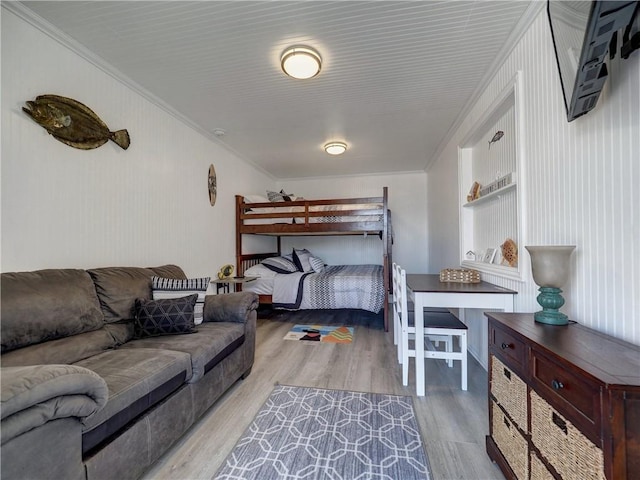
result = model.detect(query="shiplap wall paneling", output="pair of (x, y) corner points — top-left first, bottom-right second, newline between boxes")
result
(428, 10), (640, 367)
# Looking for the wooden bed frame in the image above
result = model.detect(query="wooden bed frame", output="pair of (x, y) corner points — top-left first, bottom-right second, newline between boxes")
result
(235, 187), (393, 330)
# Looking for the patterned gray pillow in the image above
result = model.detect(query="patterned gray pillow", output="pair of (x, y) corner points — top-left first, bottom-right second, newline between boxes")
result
(262, 256), (298, 274)
(267, 189), (294, 202)
(151, 276), (210, 325)
(309, 256), (325, 273)
(134, 294), (198, 338)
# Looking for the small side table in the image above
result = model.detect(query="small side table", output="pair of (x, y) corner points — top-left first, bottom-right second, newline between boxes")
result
(211, 276), (257, 294)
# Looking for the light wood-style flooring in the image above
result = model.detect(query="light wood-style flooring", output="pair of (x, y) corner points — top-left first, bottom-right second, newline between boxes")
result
(142, 309), (505, 480)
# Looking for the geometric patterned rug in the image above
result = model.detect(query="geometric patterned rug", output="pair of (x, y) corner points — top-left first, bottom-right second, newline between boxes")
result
(283, 324), (354, 344)
(214, 385), (431, 479)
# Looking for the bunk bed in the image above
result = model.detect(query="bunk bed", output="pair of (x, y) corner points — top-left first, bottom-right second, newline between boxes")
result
(235, 187), (393, 330)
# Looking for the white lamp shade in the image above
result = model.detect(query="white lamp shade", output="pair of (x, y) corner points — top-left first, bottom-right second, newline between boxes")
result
(281, 46), (321, 79)
(525, 245), (576, 288)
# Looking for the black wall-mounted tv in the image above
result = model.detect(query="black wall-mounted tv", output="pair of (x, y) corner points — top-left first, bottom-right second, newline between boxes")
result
(547, 1), (639, 121)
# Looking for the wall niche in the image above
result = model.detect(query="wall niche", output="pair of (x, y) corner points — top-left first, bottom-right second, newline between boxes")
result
(458, 72), (525, 281)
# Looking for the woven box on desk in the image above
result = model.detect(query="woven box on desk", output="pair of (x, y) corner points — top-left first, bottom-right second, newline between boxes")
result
(439, 268), (481, 283)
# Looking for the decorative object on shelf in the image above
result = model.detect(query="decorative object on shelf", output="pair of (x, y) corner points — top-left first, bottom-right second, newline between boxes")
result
(478, 172), (514, 197)
(22, 94), (130, 150)
(467, 181), (481, 202)
(208, 164), (217, 206)
(217, 264), (234, 279)
(439, 268), (481, 284)
(465, 250), (477, 260)
(500, 238), (518, 267)
(525, 245), (576, 325)
(488, 130), (504, 149)
(483, 248), (497, 264)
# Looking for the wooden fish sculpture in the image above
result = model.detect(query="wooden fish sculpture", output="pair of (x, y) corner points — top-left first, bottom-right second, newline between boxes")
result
(23, 95), (130, 150)
(488, 130), (504, 149)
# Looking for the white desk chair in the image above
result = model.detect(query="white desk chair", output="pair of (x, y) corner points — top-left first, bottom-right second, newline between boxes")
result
(393, 262), (453, 366)
(394, 264), (468, 391)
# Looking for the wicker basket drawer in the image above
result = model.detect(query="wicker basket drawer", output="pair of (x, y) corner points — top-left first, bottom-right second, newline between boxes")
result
(491, 355), (527, 430)
(530, 390), (605, 480)
(530, 451), (554, 480)
(491, 399), (528, 480)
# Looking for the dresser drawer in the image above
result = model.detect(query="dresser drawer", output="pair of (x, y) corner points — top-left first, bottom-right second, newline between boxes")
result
(530, 390), (605, 480)
(490, 323), (526, 372)
(491, 399), (528, 480)
(530, 451), (555, 480)
(531, 349), (602, 437)
(491, 355), (527, 430)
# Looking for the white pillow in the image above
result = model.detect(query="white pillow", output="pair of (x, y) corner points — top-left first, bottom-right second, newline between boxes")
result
(293, 248), (314, 272)
(243, 264), (277, 278)
(243, 194), (270, 204)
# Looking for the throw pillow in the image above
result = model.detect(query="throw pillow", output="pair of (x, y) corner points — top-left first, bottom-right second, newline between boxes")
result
(309, 256), (326, 273)
(262, 256), (298, 274)
(134, 294), (198, 338)
(267, 189), (294, 202)
(292, 248), (314, 272)
(152, 276), (210, 325)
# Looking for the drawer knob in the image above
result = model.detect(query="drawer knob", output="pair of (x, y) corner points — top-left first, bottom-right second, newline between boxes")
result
(552, 379), (564, 390)
(501, 342), (512, 350)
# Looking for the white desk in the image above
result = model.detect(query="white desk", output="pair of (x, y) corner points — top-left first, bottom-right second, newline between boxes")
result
(405, 274), (516, 396)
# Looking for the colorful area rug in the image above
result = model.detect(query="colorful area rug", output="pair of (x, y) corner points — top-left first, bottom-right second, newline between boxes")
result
(214, 385), (431, 480)
(283, 324), (354, 344)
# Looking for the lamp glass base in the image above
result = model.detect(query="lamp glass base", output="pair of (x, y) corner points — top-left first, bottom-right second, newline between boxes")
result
(534, 310), (569, 326)
(534, 287), (569, 325)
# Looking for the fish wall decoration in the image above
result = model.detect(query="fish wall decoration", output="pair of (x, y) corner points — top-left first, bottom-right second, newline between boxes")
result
(23, 94), (130, 150)
(488, 130), (504, 149)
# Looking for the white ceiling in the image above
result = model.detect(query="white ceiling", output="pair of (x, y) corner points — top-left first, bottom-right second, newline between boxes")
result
(19, 1), (538, 179)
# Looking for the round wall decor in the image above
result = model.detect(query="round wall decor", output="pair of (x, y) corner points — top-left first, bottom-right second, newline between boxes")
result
(208, 164), (217, 206)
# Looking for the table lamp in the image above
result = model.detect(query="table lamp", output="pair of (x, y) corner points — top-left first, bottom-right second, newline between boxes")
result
(525, 245), (576, 325)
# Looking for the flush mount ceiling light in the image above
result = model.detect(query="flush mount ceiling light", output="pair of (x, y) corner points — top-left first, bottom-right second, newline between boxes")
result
(324, 142), (347, 155)
(281, 46), (322, 79)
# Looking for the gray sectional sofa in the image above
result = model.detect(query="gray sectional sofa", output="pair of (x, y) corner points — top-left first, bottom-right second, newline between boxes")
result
(1, 265), (258, 480)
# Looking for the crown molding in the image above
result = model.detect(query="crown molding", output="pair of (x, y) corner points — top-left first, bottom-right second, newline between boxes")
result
(425, 1), (546, 171)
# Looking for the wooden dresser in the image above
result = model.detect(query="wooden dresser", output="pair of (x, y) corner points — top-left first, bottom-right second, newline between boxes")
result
(485, 312), (640, 480)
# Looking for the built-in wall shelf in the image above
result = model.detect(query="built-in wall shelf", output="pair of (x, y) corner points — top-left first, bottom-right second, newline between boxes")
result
(460, 260), (521, 281)
(463, 181), (517, 208)
(458, 72), (525, 280)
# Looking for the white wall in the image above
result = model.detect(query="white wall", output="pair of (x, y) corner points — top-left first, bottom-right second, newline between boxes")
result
(280, 172), (428, 270)
(1, 9), (275, 277)
(427, 10), (640, 365)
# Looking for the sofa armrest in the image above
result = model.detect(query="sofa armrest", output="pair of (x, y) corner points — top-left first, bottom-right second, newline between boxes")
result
(203, 292), (259, 324)
(1, 364), (108, 444)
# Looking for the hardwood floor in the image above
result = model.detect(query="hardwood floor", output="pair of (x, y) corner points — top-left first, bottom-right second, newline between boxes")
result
(141, 309), (505, 480)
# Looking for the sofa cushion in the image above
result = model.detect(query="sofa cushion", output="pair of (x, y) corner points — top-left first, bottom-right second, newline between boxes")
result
(1, 269), (104, 353)
(75, 348), (192, 453)
(87, 265), (186, 323)
(121, 322), (245, 383)
(134, 294), (198, 338)
(1, 327), (118, 366)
